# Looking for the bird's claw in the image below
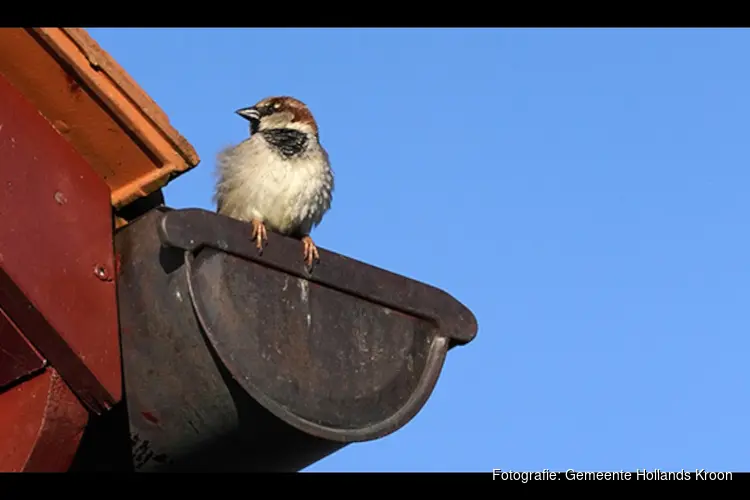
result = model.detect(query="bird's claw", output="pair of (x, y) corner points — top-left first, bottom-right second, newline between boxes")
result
(301, 236), (319, 270)
(251, 219), (267, 253)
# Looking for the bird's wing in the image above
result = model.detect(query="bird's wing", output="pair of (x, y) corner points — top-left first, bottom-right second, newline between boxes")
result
(213, 143), (239, 214)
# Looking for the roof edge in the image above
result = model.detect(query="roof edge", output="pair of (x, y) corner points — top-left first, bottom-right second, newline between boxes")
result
(51, 29), (199, 168)
(20, 28), (200, 208)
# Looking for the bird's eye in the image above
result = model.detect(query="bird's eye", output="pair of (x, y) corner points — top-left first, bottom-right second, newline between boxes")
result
(273, 102), (282, 109)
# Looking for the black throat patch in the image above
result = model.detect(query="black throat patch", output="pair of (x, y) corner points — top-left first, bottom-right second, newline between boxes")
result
(261, 128), (309, 158)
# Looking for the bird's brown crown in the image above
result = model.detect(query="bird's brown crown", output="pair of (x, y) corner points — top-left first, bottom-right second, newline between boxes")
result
(254, 95), (318, 136)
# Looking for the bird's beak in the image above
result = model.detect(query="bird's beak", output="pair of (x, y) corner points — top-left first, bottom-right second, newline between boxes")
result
(236, 106), (260, 121)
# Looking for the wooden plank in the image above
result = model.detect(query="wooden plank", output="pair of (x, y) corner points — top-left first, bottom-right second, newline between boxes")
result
(0, 70), (121, 412)
(0, 307), (46, 390)
(0, 369), (89, 472)
(0, 28), (199, 210)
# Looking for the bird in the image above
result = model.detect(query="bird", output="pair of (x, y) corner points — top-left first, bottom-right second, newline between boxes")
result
(213, 96), (334, 269)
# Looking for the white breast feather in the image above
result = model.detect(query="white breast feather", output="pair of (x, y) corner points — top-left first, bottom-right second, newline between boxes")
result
(214, 135), (333, 236)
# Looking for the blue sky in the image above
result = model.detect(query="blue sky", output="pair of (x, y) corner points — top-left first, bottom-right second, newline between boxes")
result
(88, 28), (750, 473)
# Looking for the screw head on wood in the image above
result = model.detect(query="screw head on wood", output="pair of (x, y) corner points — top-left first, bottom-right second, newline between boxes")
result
(94, 265), (110, 281)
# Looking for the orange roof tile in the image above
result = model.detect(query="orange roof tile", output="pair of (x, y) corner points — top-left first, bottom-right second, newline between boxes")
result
(0, 28), (200, 210)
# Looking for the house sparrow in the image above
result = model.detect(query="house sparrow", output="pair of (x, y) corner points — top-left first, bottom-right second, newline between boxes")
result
(213, 96), (334, 268)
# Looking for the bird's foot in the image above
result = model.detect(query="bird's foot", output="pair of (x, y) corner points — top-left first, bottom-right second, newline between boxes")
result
(250, 219), (267, 253)
(301, 235), (320, 269)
